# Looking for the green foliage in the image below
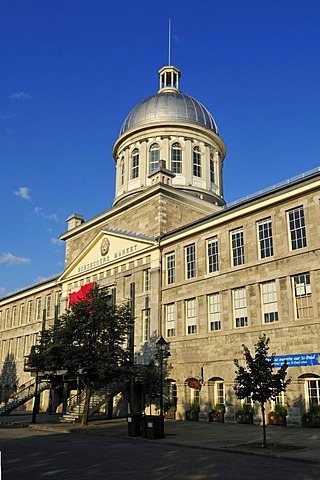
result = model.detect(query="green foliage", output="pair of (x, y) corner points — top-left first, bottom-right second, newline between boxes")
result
(213, 403), (225, 414)
(27, 285), (133, 384)
(234, 334), (291, 406)
(305, 405), (320, 421)
(190, 400), (200, 412)
(272, 404), (287, 416)
(0, 353), (18, 403)
(237, 403), (254, 415)
(234, 334), (291, 447)
(141, 360), (161, 405)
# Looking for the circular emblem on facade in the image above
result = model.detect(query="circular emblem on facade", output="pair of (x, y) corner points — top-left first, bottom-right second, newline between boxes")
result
(100, 237), (110, 256)
(187, 378), (201, 390)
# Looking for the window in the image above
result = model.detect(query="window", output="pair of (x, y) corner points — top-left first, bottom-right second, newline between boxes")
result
(46, 294), (51, 316)
(120, 157), (125, 185)
(210, 157), (215, 184)
(306, 379), (320, 407)
(149, 143), (160, 173)
(27, 301), (33, 323)
(258, 218), (273, 258)
(185, 244), (196, 279)
(19, 303), (25, 324)
(166, 252), (175, 285)
(166, 303), (176, 337)
(231, 228), (244, 266)
(11, 306), (17, 327)
(186, 298), (197, 334)
(0, 310), (2, 329)
(4, 309), (9, 328)
(55, 291), (62, 316)
(207, 237), (218, 273)
(261, 281), (278, 323)
(36, 297), (42, 321)
(215, 381), (225, 405)
(233, 287), (248, 327)
(142, 309), (150, 342)
(208, 294), (221, 331)
(143, 269), (151, 292)
(131, 149), (139, 179)
(171, 142), (182, 173)
(293, 273), (312, 319)
(193, 147), (201, 177)
(288, 206), (307, 250)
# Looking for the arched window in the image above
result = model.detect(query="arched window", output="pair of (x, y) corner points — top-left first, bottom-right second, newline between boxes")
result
(171, 142), (182, 174)
(131, 149), (139, 179)
(193, 147), (201, 177)
(149, 143), (160, 174)
(120, 157), (125, 186)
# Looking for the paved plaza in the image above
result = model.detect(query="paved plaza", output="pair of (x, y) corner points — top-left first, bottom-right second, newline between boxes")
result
(0, 414), (320, 480)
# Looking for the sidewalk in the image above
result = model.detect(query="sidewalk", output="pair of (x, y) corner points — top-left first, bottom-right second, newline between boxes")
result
(1, 413), (320, 464)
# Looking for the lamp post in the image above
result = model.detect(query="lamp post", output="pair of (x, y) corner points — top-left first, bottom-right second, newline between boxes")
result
(155, 335), (170, 417)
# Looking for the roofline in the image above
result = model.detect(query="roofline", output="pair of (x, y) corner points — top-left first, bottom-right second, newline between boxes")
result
(158, 167), (320, 242)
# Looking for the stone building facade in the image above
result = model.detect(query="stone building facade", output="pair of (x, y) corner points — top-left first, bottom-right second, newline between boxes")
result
(1, 63), (319, 424)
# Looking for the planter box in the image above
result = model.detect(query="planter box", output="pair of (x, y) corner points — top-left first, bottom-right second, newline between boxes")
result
(164, 410), (176, 420)
(303, 416), (320, 428)
(268, 413), (286, 426)
(236, 413), (253, 424)
(210, 412), (224, 423)
(186, 410), (199, 421)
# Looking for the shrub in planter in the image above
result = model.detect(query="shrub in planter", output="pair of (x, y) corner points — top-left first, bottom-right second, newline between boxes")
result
(303, 405), (320, 427)
(211, 403), (225, 422)
(186, 401), (200, 421)
(164, 405), (177, 419)
(268, 404), (287, 426)
(236, 404), (254, 424)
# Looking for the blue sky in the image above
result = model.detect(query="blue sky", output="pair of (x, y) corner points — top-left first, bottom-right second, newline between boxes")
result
(1, 0), (320, 296)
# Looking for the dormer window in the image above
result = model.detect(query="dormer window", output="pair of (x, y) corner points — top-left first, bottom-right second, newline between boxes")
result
(131, 149), (139, 179)
(171, 142), (182, 174)
(149, 143), (160, 174)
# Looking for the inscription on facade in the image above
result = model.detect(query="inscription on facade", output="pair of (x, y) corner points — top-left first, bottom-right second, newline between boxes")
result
(77, 244), (139, 273)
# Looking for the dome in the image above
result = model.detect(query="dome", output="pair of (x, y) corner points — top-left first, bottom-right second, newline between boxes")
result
(120, 91), (219, 136)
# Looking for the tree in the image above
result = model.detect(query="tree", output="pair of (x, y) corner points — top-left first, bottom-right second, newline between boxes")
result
(0, 353), (18, 404)
(234, 334), (291, 448)
(27, 285), (133, 426)
(140, 360), (161, 414)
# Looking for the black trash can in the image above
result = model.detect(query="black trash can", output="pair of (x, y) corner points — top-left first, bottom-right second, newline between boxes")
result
(143, 415), (165, 439)
(127, 414), (142, 437)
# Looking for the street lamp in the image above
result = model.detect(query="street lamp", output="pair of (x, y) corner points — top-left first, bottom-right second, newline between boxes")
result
(155, 335), (170, 417)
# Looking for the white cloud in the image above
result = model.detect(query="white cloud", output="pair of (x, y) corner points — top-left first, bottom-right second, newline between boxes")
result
(0, 252), (31, 266)
(34, 206), (59, 222)
(10, 92), (33, 100)
(0, 287), (7, 297)
(51, 237), (63, 246)
(14, 186), (31, 201)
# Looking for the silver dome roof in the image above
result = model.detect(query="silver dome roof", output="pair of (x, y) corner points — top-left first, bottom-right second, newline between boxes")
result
(120, 91), (219, 135)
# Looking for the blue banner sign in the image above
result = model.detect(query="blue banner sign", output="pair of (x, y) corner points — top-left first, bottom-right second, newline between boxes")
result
(271, 353), (320, 368)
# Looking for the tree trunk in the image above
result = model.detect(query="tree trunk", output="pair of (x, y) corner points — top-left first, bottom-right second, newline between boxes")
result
(81, 380), (91, 427)
(261, 402), (267, 448)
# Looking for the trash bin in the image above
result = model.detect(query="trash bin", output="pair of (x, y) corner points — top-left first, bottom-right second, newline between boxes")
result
(143, 415), (165, 439)
(127, 414), (142, 437)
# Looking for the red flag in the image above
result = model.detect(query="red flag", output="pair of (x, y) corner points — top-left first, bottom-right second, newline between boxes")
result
(69, 282), (94, 306)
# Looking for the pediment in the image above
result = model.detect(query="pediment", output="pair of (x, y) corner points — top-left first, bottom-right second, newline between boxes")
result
(59, 229), (156, 281)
